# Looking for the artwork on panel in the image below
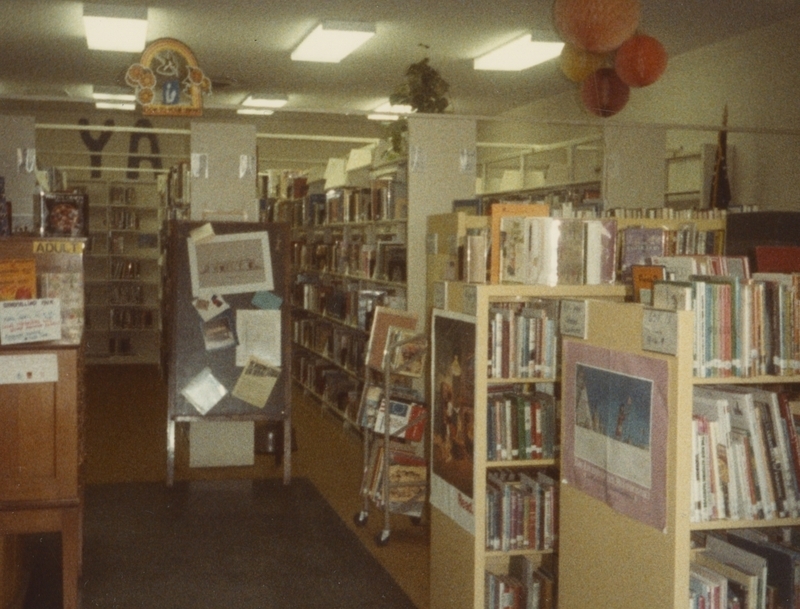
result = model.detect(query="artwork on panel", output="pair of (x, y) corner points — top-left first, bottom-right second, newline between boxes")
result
(187, 231), (274, 298)
(431, 309), (476, 500)
(561, 340), (668, 531)
(126, 38), (211, 117)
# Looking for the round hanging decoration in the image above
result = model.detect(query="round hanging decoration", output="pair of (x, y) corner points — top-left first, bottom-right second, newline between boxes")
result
(614, 34), (668, 87)
(553, 0), (641, 53)
(559, 43), (608, 82)
(581, 67), (630, 117)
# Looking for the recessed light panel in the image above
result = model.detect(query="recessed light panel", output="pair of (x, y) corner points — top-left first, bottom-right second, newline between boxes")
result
(83, 4), (148, 53)
(474, 35), (564, 71)
(291, 22), (375, 63)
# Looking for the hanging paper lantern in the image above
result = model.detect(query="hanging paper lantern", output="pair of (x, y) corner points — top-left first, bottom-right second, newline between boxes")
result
(614, 34), (668, 87)
(559, 43), (608, 82)
(581, 67), (630, 117)
(553, 0), (641, 53)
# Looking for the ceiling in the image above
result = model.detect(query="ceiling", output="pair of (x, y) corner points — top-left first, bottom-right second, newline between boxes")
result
(1, 0), (799, 120)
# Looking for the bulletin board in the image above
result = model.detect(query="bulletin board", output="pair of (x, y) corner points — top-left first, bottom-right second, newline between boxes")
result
(165, 220), (292, 484)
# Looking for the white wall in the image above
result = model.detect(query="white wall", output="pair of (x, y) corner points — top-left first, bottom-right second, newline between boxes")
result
(488, 13), (800, 210)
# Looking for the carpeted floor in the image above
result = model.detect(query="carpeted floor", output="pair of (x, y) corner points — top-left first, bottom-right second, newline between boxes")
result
(24, 478), (418, 609)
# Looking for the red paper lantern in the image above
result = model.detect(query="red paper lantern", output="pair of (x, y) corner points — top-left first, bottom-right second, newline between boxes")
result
(614, 34), (668, 87)
(553, 0), (641, 53)
(581, 67), (630, 117)
(560, 43), (608, 82)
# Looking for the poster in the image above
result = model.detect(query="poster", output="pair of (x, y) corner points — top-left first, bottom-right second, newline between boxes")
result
(561, 340), (669, 531)
(429, 309), (476, 533)
(187, 231), (273, 297)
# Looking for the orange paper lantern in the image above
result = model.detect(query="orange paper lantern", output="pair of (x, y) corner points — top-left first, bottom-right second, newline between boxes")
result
(560, 43), (608, 82)
(553, 0), (641, 53)
(614, 34), (668, 87)
(581, 67), (630, 117)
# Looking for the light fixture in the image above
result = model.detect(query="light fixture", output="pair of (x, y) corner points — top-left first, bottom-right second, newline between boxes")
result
(474, 35), (564, 71)
(367, 101), (413, 121)
(241, 94), (288, 109)
(237, 108), (274, 116)
(95, 101), (136, 111)
(92, 86), (136, 102)
(83, 4), (148, 53)
(291, 21), (375, 63)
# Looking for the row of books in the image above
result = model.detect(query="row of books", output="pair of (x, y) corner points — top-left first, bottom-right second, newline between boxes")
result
(488, 300), (559, 380)
(618, 224), (725, 280)
(486, 469), (557, 552)
(291, 351), (360, 419)
(293, 317), (367, 375)
(487, 389), (557, 461)
(497, 216), (617, 286)
(654, 272), (800, 378)
(484, 552), (556, 609)
(691, 529), (800, 609)
(690, 385), (800, 523)
(360, 440), (426, 518)
(293, 276), (405, 331)
(292, 237), (407, 283)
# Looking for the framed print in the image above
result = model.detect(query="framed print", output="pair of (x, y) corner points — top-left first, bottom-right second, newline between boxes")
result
(187, 231), (273, 297)
(364, 306), (418, 372)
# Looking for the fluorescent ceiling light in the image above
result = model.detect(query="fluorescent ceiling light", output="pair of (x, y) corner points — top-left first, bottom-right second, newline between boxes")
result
(291, 21), (375, 63)
(92, 86), (135, 102)
(241, 95), (288, 109)
(237, 108), (274, 116)
(367, 101), (413, 121)
(95, 101), (136, 111)
(474, 35), (564, 71)
(83, 4), (148, 52)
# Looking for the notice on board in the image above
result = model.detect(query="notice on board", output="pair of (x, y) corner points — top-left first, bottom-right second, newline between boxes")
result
(0, 298), (62, 345)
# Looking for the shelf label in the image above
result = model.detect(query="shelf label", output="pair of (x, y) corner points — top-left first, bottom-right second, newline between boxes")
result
(560, 299), (587, 339)
(432, 281), (447, 309)
(641, 308), (678, 355)
(462, 284), (477, 316)
(0, 353), (58, 384)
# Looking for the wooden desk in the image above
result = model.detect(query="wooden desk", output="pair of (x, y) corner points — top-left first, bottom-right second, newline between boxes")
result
(0, 347), (83, 609)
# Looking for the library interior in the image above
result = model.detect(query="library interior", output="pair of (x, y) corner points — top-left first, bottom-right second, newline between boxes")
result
(2, 1), (800, 608)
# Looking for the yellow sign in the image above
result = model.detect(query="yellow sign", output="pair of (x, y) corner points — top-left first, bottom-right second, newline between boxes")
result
(32, 241), (85, 255)
(127, 38), (211, 117)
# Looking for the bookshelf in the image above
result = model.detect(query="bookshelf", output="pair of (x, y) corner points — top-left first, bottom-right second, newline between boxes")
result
(290, 168), (409, 424)
(428, 281), (626, 609)
(73, 178), (166, 365)
(557, 298), (800, 609)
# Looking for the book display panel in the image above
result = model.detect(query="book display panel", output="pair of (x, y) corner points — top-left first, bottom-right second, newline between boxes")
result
(290, 170), (409, 425)
(428, 281), (626, 609)
(557, 295), (800, 609)
(72, 178), (165, 364)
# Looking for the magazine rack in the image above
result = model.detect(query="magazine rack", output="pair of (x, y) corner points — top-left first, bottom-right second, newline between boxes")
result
(354, 329), (429, 546)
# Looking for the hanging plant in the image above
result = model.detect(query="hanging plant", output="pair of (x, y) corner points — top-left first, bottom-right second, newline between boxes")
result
(385, 57), (450, 155)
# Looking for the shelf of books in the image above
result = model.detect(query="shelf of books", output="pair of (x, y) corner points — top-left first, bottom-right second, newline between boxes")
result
(72, 178), (166, 364)
(557, 280), (800, 609)
(290, 172), (409, 425)
(428, 281), (626, 609)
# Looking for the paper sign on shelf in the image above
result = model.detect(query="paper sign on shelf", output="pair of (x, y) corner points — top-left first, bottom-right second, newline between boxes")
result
(189, 222), (215, 243)
(0, 353), (58, 384)
(191, 153), (209, 178)
(0, 298), (61, 345)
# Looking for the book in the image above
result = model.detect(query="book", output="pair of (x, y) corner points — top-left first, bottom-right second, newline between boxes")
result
(364, 306), (418, 372)
(373, 398), (427, 442)
(489, 203), (550, 283)
(619, 226), (666, 280)
(385, 325), (426, 377)
(704, 534), (768, 609)
(0, 258), (37, 301)
(583, 218), (617, 285)
(693, 550), (758, 609)
(631, 264), (666, 305)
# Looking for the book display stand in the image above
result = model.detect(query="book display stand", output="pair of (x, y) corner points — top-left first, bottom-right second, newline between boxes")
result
(353, 307), (428, 546)
(164, 221), (293, 485)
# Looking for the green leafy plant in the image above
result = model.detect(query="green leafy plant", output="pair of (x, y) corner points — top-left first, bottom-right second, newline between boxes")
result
(386, 58), (450, 154)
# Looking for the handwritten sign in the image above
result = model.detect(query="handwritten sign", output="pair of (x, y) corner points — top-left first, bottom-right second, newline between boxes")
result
(642, 308), (678, 355)
(0, 298), (62, 345)
(560, 299), (588, 339)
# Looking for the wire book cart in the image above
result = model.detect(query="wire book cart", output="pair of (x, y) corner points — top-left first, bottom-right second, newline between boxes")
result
(354, 326), (429, 546)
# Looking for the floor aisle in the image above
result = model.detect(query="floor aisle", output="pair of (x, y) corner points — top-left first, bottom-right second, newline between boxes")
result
(79, 365), (430, 609)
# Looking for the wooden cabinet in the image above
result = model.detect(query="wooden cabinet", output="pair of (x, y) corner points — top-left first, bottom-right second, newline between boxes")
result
(0, 346), (83, 609)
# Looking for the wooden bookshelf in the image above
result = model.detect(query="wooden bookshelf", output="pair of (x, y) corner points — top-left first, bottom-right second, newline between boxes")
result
(429, 281), (626, 609)
(290, 168), (409, 425)
(72, 177), (166, 365)
(557, 299), (800, 609)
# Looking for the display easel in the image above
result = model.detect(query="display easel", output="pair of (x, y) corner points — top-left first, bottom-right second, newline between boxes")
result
(354, 327), (428, 546)
(165, 220), (292, 485)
